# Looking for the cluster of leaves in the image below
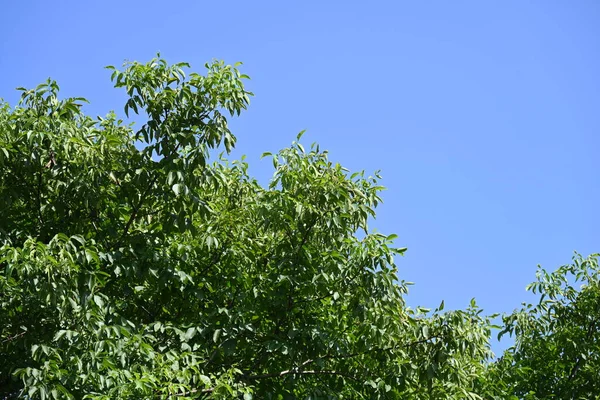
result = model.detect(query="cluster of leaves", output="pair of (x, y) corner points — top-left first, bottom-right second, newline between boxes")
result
(0, 56), (597, 399)
(489, 253), (600, 399)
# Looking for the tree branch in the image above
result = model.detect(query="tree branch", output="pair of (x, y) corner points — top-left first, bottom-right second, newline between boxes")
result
(112, 140), (182, 249)
(1, 330), (27, 344)
(567, 313), (599, 383)
(117, 174), (160, 245)
(246, 368), (360, 382)
(165, 334), (444, 398)
(36, 166), (45, 237)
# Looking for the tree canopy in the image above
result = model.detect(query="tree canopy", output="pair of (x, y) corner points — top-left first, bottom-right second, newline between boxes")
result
(490, 253), (600, 399)
(0, 56), (598, 399)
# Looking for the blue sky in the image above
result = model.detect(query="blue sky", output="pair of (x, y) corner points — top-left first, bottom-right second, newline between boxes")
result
(2, 0), (599, 351)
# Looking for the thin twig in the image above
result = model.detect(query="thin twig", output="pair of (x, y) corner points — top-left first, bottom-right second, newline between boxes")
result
(1, 330), (27, 344)
(246, 368), (360, 382)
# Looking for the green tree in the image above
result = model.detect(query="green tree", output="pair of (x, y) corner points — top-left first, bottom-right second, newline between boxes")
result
(491, 253), (600, 399)
(1, 56), (497, 399)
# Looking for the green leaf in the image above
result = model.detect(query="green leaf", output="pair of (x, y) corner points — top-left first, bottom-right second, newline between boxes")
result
(172, 183), (183, 195)
(422, 325), (429, 339)
(213, 329), (221, 343)
(184, 327), (196, 340)
(199, 375), (211, 386)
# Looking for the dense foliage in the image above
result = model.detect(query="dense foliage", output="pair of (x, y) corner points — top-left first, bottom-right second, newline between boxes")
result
(492, 253), (600, 399)
(0, 57), (598, 399)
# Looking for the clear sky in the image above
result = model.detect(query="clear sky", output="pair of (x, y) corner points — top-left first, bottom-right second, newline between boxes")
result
(1, 0), (599, 352)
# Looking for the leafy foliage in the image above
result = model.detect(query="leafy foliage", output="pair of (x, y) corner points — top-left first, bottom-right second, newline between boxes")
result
(491, 253), (600, 399)
(0, 56), (597, 399)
